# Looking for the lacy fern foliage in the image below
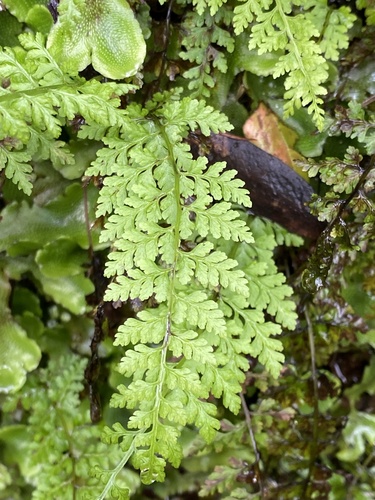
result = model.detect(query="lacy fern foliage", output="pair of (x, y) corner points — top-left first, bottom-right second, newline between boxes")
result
(180, 9), (234, 98)
(301, 112), (375, 293)
(233, 0), (356, 129)
(177, 0), (356, 129)
(0, 32), (133, 194)
(86, 92), (298, 491)
(2, 354), (126, 500)
(2, 1), (365, 497)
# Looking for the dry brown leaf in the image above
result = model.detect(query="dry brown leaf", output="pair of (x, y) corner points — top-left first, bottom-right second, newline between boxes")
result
(243, 103), (306, 177)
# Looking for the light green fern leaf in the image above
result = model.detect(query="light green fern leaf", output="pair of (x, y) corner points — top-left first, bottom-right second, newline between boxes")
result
(88, 93), (298, 493)
(0, 33), (134, 193)
(0, 148), (33, 194)
(193, 0), (228, 16)
(180, 11), (234, 98)
(87, 94), (265, 490)
(233, 0), (352, 129)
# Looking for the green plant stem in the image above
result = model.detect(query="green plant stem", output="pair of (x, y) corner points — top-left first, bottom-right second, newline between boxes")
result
(275, 1), (311, 91)
(145, 122), (182, 465)
(0, 83), (78, 102)
(97, 440), (136, 500)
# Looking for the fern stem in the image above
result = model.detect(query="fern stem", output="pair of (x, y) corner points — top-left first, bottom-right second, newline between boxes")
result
(0, 83), (79, 102)
(274, 0), (323, 123)
(274, 1), (308, 82)
(158, 120), (183, 313)
(97, 439), (136, 500)
(1, 51), (38, 87)
(146, 121), (183, 467)
(240, 392), (264, 497)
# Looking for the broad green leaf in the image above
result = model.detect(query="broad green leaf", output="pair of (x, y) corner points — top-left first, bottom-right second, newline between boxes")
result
(0, 183), (99, 255)
(35, 238), (88, 278)
(11, 286), (42, 318)
(0, 273), (41, 394)
(0, 425), (30, 476)
(337, 411), (375, 462)
(47, 0), (146, 79)
(0, 11), (22, 47)
(37, 272), (94, 315)
(25, 5), (53, 34)
(2, 0), (47, 23)
(0, 321), (41, 394)
(59, 139), (101, 180)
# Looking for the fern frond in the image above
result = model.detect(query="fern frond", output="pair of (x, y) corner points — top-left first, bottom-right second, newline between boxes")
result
(87, 94), (259, 490)
(88, 91), (298, 492)
(0, 147), (33, 194)
(180, 10), (234, 99)
(0, 33), (135, 193)
(334, 101), (375, 155)
(193, 0), (228, 16)
(233, 0), (356, 129)
(216, 217), (298, 378)
(2, 353), (129, 499)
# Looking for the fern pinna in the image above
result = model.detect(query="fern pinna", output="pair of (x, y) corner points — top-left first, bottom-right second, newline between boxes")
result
(85, 92), (297, 495)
